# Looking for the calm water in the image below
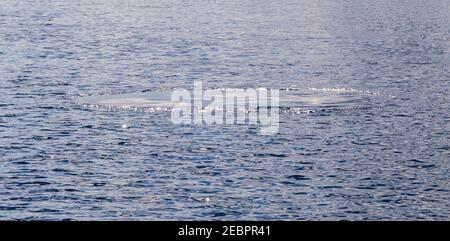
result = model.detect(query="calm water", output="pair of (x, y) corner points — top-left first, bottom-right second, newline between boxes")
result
(0, 0), (449, 220)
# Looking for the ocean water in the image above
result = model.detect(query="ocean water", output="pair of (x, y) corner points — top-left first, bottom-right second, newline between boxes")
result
(0, 0), (449, 220)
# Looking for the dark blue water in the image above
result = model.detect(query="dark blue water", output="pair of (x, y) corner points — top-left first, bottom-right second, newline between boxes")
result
(0, 0), (448, 220)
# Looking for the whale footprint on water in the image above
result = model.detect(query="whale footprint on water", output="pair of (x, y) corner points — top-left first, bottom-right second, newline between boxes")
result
(75, 88), (377, 111)
(77, 90), (174, 108)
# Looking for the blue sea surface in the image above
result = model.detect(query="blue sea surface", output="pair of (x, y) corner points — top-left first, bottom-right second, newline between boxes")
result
(0, 0), (448, 220)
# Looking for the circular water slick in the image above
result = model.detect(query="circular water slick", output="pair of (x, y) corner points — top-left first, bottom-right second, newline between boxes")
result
(74, 87), (385, 112)
(76, 90), (173, 109)
(279, 88), (375, 108)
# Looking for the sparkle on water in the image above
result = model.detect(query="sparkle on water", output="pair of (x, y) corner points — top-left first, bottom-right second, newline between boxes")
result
(0, 0), (448, 220)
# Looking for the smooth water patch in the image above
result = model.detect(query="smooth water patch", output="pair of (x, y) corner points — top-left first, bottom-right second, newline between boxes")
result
(76, 90), (173, 108)
(75, 88), (382, 112)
